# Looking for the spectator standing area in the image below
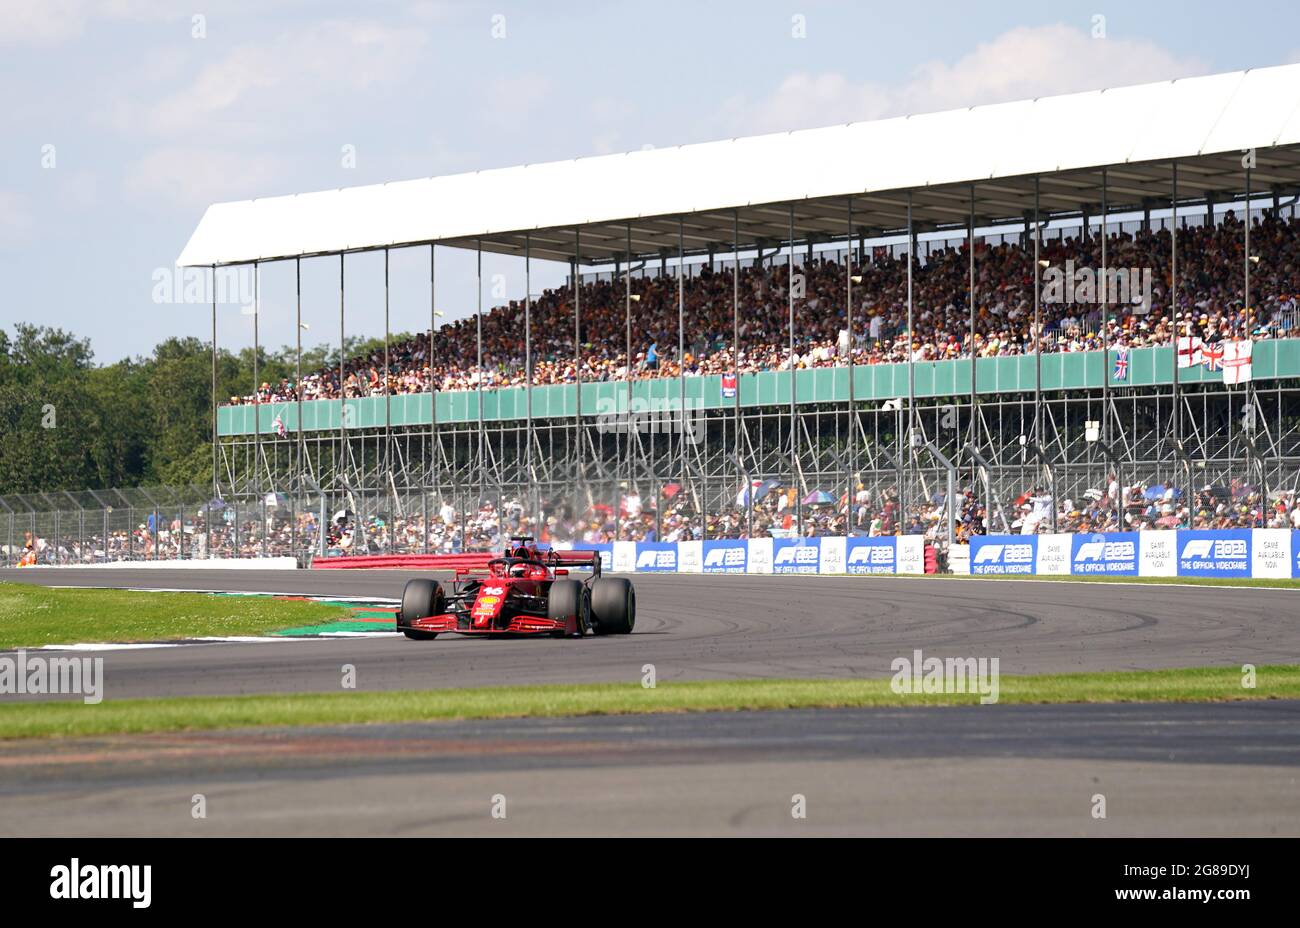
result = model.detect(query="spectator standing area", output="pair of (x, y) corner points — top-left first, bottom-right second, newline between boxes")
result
(8, 64), (1300, 567)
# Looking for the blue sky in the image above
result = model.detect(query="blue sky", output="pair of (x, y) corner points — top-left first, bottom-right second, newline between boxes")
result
(2, 0), (1299, 363)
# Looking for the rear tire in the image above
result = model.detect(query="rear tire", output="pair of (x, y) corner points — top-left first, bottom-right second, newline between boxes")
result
(590, 577), (635, 635)
(547, 579), (588, 637)
(399, 578), (443, 641)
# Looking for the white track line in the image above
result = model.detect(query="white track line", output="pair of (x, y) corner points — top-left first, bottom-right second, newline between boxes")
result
(35, 632), (399, 652)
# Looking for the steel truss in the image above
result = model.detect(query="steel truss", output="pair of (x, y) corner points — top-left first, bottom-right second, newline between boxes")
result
(211, 374), (1300, 557)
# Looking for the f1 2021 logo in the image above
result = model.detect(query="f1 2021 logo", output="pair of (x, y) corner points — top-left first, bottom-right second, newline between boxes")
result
(1071, 534), (1138, 575)
(846, 542), (895, 574)
(1178, 533), (1250, 577)
(773, 542), (819, 574)
(971, 542), (1034, 574)
(635, 548), (677, 571)
(702, 546), (746, 573)
(1180, 538), (1245, 560)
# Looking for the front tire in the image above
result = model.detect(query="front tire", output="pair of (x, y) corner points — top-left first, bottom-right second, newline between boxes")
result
(590, 577), (635, 635)
(399, 578), (444, 641)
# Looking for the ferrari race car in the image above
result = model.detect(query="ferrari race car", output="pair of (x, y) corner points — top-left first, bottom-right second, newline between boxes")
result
(396, 537), (635, 639)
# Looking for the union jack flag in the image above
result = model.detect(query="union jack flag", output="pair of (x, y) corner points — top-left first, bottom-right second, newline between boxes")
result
(1201, 342), (1224, 371)
(1112, 347), (1129, 382)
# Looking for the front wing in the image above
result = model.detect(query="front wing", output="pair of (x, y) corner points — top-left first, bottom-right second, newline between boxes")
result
(408, 611), (571, 635)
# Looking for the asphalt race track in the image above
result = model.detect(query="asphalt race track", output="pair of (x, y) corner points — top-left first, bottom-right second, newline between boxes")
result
(5, 568), (1300, 697)
(2, 567), (1299, 835)
(2, 702), (1298, 836)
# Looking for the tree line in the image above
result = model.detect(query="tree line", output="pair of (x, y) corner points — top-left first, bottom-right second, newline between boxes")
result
(0, 324), (395, 496)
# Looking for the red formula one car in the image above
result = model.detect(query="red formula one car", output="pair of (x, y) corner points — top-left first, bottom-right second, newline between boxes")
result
(396, 537), (635, 639)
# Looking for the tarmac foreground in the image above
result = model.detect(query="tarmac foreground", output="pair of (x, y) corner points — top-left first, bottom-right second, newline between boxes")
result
(1, 702), (1296, 837)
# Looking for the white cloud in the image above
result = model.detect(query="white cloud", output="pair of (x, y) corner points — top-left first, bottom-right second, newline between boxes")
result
(121, 147), (290, 212)
(110, 18), (430, 210)
(108, 19), (427, 140)
(0, 0), (183, 46)
(0, 0), (92, 45)
(479, 73), (553, 130)
(723, 24), (1208, 135)
(0, 190), (33, 245)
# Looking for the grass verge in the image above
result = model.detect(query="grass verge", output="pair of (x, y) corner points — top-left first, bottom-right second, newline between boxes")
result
(0, 582), (354, 650)
(2, 665), (1295, 740)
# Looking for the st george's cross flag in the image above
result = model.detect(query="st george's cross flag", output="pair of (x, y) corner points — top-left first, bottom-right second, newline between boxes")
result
(1176, 336), (1203, 368)
(1222, 340), (1253, 385)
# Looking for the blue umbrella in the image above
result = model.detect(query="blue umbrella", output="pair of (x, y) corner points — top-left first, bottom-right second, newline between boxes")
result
(803, 490), (835, 506)
(1143, 485), (1166, 501)
(743, 479), (780, 505)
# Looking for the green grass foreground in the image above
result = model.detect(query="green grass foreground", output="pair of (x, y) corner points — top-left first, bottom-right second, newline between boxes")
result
(0, 582), (353, 650)
(2, 665), (1296, 740)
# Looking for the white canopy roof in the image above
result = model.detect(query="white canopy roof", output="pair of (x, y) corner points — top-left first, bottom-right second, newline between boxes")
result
(178, 63), (1300, 267)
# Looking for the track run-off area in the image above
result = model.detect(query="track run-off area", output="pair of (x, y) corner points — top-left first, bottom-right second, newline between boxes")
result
(1, 567), (1298, 836)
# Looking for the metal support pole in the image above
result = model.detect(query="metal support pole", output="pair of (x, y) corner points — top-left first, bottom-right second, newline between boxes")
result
(1033, 179), (1054, 534)
(733, 210), (744, 538)
(624, 223), (632, 540)
(788, 203), (801, 536)
(476, 240), (484, 515)
(575, 227), (583, 492)
(430, 243), (439, 527)
(295, 257), (304, 557)
(253, 261), (261, 521)
(211, 266), (218, 501)
(678, 217), (687, 512)
(1244, 162), (1256, 500)
(969, 185), (977, 442)
(526, 233), (536, 533)
(384, 247), (391, 553)
(338, 252), (346, 497)
(1171, 161), (1181, 508)
(1101, 168), (1111, 483)
(906, 192), (916, 532)
(845, 196), (854, 537)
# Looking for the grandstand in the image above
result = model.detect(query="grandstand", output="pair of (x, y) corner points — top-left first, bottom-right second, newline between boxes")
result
(7, 63), (1300, 565)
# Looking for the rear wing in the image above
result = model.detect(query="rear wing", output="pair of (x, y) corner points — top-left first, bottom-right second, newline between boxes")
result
(312, 549), (603, 576)
(550, 548), (602, 577)
(313, 553), (494, 571)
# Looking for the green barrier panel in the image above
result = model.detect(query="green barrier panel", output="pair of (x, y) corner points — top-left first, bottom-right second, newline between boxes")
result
(217, 339), (1298, 435)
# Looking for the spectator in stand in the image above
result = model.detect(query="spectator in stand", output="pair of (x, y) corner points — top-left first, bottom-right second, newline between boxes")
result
(230, 211), (1300, 406)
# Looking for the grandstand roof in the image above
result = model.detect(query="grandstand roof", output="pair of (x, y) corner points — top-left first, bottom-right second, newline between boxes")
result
(178, 63), (1300, 268)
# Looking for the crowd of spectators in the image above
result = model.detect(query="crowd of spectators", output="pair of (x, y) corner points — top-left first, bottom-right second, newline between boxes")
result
(9, 476), (1299, 567)
(233, 210), (1300, 407)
